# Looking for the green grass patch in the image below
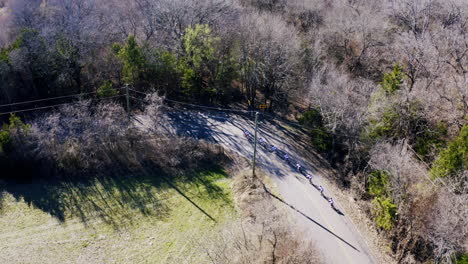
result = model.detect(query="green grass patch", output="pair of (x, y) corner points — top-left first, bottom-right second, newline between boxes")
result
(0, 166), (236, 264)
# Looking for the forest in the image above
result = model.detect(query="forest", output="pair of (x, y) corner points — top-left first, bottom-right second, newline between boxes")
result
(0, 0), (467, 263)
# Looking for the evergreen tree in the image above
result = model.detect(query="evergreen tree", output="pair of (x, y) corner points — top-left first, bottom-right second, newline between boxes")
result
(379, 64), (405, 94)
(114, 36), (146, 86)
(431, 125), (468, 179)
(178, 24), (232, 100)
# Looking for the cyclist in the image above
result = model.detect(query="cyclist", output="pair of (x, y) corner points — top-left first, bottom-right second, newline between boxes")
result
(329, 198), (335, 209)
(318, 185), (324, 196)
(305, 173), (312, 180)
(296, 163), (302, 172)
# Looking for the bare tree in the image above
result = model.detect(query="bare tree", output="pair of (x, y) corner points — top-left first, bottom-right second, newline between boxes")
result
(389, 0), (439, 37)
(110, 0), (239, 51)
(239, 12), (300, 112)
(421, 183), (468, 263)
(322, 0), (388, 79)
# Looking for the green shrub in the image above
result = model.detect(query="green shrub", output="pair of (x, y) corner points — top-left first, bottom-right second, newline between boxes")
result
(413, 121), (447, 160)
(298, 109), (332, 152)
(368, 170), (390, 197)
(0, 126), (9, 153)
(366, 100), (445, 161)
(311, 127), (333, 152)
(372, 196), (397, 230)
(298, 109), (323, 128)
(455, 253), (468, 264)
(0, 29), (25, 63)
(368, 170), (397, 229)
(366, 106), (399, 140)
(111, 43), (122, 54)
(0, 48), (9, 63)
(97, 80), (118, 98)
(380, 64), (405, 94)
(430, 125), (467, 179)
(366, 100), (422, 140)
(0, 114), (30, 154)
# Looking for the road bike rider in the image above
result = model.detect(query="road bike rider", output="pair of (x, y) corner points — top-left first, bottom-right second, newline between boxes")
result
(328, 198), (335, 209)
(296, 163), (302, 172)
(259, 137), (266, 145)
(319, 185), (324, 197)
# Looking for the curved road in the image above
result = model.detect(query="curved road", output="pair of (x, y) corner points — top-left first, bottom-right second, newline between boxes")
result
(138, 109), (377, 264)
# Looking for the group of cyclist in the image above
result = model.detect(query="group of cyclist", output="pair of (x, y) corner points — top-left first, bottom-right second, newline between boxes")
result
(243, 129), (336, 210)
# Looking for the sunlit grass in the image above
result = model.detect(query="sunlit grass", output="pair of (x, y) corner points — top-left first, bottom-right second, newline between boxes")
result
(0, 167), (237, 264)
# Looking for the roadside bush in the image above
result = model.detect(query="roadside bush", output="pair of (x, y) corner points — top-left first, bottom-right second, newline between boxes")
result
(0, 95), (229, 180)
(430, 125), (468, 179)
(367, 170), (390, 197)
(298, 109), (332, 152)
(96, 80), (117, 98)
(298, 109), (322, 128)
(372, 196), (397, 230)
(367, 169), (397, 230)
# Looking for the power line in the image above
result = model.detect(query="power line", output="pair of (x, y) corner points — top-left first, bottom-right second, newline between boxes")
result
(0, 95), (124, 116)
(156, 104), (235, 121)
(128, 96), (147, 103)
(128, 88), (359, 139)
(127, 88), (148, 96)
(0, 92), (97, 108)
(163, 98), (253, 113)
(0, 87), (126, 108)
(129, 88), (359, 139)
(127, 88), (254, 114)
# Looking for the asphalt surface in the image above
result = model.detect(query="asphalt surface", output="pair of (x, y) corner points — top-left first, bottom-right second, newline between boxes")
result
(137, 109), (377, 264)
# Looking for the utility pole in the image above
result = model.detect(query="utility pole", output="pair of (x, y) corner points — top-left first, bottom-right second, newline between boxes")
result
(125, 84), (130, 119)
(252, 111), (259, 176)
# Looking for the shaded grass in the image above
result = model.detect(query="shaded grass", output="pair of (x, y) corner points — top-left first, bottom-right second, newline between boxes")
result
(0, 166), (236, 264)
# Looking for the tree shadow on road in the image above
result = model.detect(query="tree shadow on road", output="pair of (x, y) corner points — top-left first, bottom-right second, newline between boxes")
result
(163, 108), (331, 181)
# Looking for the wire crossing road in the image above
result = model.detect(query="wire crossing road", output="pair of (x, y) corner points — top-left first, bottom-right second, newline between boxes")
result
(137, 109), (377, 264)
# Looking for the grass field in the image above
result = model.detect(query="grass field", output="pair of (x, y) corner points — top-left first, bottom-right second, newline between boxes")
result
(0, 167), (236, 264)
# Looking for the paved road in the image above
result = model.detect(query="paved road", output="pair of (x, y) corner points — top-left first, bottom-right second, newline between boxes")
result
(137, 110), (376, 264)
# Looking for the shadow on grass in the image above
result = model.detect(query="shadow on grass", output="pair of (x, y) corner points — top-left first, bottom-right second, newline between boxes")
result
(0, 165), (231, 229)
